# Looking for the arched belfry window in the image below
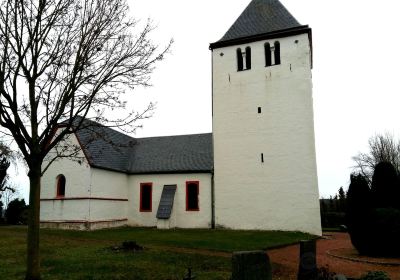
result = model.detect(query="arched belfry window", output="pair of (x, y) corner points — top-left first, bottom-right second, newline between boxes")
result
(274, 41), (281, 65)
(56, 174), (66, 197)
(265, 41), (281, 67)
(264, 43), (272, 67)
(237, 48), (243, 71)
(237, 47), (252, 71)
(245, 47), (251, 70)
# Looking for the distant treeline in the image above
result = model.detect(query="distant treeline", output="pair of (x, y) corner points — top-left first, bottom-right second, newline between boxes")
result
(320, 187), (346, 229)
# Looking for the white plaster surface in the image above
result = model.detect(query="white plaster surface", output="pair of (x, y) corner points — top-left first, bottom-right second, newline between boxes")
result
(41, 132), (128, 224)
(41, 133), (212, 229)
(41, 200), (90, 221)
(90, 168), (129, 198)
(212, 34), (321, 235)
(87, 168), (129, 222)
(127, 173), (212, 228)
(41, 32), (321, 235)
(88, 200), (127, 221)
(41, 133), (91, 221)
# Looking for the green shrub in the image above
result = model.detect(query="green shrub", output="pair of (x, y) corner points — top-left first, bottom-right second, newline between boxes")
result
(368, 208), (400, 256)
(371, 162), (400, 209)
(347, 162), (400, 257)
(346, 174), (371, 255)
(359, 271), (390, 280)
(320, 212), (345, 229)
(5, 199), (27, 225)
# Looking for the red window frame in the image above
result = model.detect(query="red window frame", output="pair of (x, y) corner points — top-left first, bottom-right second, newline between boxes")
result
(140, 183), (152, 212)
(56, 174), (66, 198)
(186, 181), (199, 211)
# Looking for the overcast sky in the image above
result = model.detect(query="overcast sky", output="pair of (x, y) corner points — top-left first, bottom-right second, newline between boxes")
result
(129, 0), (400, 198)
(12, 0), (400, 201)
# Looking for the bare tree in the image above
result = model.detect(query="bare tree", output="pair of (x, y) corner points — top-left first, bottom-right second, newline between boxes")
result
(352, 133), (400, 183)
(0, 0), (172, 279)
(1, 184), (19, 208)
(0, 141), (15, 193)
(0, 144), (10, 186)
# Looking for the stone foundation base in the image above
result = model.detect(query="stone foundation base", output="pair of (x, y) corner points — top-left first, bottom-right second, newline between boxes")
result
(157, 219), (175, 229)
(40, 219), (128, 230)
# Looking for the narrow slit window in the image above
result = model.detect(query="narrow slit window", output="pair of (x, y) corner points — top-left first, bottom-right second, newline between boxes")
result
(186, 181), (199, 211)
(237, 48), (243, 71)
(261, 153), (264, 163)
(56, 174), (66, 197)
(245, 47), (251, 70)
(274, 41), (281, 65)
(265, 43), (272, 67)
(140, 183), (152, 212)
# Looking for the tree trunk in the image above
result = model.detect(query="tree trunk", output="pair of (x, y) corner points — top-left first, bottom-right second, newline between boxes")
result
(25, 164), (42, 280)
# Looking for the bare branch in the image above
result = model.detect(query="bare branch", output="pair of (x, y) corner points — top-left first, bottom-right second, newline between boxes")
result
(352, 132), (400, 183)
(0, 0), (171, 167)
(0, 1), (171, 277)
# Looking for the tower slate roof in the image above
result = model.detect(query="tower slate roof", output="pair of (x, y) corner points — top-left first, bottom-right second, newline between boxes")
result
(210, 0), (310, 49)
(71, 118), (213, 174)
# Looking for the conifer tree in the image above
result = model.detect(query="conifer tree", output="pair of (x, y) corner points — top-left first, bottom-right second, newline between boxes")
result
(346, 174), (371, 254)
(371, 162), (400, 209)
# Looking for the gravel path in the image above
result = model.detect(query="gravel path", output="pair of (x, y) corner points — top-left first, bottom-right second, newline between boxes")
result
(268, 232), (400, 280)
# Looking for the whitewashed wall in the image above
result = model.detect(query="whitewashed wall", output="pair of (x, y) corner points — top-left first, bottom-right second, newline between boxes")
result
(41, 132), (129, 224)
(212, 33), (321, 235)
(127, 173), (212, 228)
(40, 200), (90, 221)
(90, 168), (129, 198)
(41, 133), (91, 221)
(41, 132), (212, 229)
(88, 168), (128, 221)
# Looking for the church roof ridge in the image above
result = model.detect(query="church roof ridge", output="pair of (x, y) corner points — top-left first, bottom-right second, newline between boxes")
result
(136, 132), (212, 140)
(68, 118), (213, 174)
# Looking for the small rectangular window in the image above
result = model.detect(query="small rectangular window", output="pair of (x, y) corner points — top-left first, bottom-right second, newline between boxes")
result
(140, 183), (152, 212)
(261, 153), (264, 163)
(258, 107), (262, 114)
(186, 181), (199, 211)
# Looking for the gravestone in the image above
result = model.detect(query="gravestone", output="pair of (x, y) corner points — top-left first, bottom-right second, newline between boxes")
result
(297, 239), (317, 280)
(231, 250), (272, 280)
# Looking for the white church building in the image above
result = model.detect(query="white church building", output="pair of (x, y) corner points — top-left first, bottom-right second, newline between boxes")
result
(40, 0), (321, 235)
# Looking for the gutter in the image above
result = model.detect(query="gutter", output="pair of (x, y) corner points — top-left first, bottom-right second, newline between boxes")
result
(209, 25), (311, 50)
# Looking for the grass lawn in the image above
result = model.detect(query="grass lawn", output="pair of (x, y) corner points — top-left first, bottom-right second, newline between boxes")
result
(0, 226), (314, 280)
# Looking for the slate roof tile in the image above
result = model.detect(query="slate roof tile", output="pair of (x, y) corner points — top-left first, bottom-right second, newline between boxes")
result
(218, 0), (301, 43)
(72, 118), (213, 174)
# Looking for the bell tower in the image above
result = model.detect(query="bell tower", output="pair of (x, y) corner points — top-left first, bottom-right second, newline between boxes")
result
(210, 0), (321, 235)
